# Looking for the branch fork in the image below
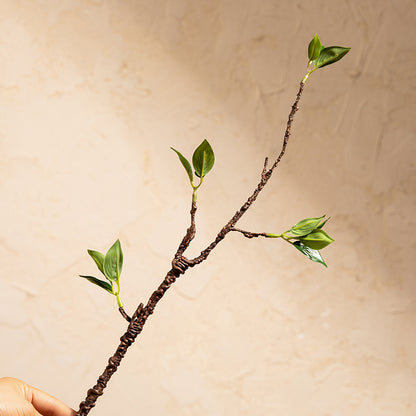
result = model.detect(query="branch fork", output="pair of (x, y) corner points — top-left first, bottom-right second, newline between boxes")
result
(77, 82), (305, 416)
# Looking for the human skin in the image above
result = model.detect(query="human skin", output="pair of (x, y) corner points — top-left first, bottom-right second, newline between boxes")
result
(0, 378), (75, 416)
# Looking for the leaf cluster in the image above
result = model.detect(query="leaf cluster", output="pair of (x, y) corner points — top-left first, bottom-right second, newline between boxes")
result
(287, 215), (334, 267)
(171, 140), (214, 183)
(303, 34), (350, 82)
(79, 239), (125, 306)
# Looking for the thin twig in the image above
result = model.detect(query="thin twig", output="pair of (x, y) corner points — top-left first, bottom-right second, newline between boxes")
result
(261, 157), (269, 180)
(174, 201), (197, 258)
(230, 227), (270, 239)
(188, 82), (305, 266)
(118, 307), (131, 322)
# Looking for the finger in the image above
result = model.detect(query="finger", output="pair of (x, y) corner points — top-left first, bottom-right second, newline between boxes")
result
(25, 384), (76, 416)
(24, 401), (44, 416)
(0, 400), (43, 416)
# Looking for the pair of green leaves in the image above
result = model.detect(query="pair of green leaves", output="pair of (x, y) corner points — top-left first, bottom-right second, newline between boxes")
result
(307, 34), (350, 69)
(288, 215), (334, 267)
(171, 139), (215, 183)
(79, 239), (123, 294)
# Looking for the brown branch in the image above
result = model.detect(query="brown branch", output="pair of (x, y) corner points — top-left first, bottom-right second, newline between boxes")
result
(188, 81), (305, 267)
(230, 227), (270, 239)
(76, 81), (305, 416)
(77, 303), (144, 415)
(118, 307), (131, 322)
(261, 157), (269, 180)
(77, 200), (197, 415)
(77, 266), (185, 415)
(174, 201), (197, 258)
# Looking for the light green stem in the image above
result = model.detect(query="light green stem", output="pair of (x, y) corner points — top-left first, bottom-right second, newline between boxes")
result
(116, 293), (123, 308)
(191, 176), (204, 202)
(266, 233), (281, 238)
(267, 233), (296, 246)
(115, 280), (123, 308)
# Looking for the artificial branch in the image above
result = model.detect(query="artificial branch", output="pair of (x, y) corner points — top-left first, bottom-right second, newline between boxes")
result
(76, 82), (305, 416)
(76, 34), (350, 415)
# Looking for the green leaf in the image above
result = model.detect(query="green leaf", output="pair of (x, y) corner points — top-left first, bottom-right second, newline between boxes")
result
(314, 46), (351, 68)
(79, 275), (113, 293)
(103, 239), (123, 282)
(308, 34), (321, 61)
(317, 217), (330, 229)
(299, 229), (334, 250)
(171, 147), (193, 182)
(87, 250), (105, 275)
(289, 215), (325, 237)
(293, 241), (327, 267)
(192, 139), (215, 178)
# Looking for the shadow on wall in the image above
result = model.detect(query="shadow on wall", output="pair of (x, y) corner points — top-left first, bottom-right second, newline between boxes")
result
(111, 0), (415, 292)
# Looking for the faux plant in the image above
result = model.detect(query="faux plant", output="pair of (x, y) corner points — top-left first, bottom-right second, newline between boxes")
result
(76, 34), (349, 415)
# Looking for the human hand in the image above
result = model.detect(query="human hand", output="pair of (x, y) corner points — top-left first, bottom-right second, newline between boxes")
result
(0, 377), (75, 416)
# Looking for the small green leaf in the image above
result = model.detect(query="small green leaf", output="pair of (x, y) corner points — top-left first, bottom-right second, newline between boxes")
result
(87, 250), (105, 275)
(192, 139), (215, 178)
(289, 215), (325, 237)
(293, 241), (327, 267)
(79, 275), (113, 293)
(308, 34), (321, 61)
(314, 46), (351, 68)
(299, 229), (334, 250)
(103, 239), (123, 282)
(317, 217), (330, 229)
(171, 147), (193, 182)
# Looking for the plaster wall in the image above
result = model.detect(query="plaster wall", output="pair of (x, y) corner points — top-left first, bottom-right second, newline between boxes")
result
(0, 0), (415, 415)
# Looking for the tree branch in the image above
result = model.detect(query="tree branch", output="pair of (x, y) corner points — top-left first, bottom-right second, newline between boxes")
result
(261, 157), (269, 180)
(118, 307), (131, 322)
(188, 81), (305, 266)
(77, 200), (197, 415)
(230, 227), (270, 239)
(174, 200), (197, 258)
(76, 81), (305, 416)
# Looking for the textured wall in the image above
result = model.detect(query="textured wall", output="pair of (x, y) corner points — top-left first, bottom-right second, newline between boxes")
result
(0, 0), (415, 415)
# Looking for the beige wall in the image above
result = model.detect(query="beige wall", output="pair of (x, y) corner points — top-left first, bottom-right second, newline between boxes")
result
(1, 0), (415, 414)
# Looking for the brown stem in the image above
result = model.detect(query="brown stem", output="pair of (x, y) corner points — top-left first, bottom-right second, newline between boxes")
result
(174, 201), (197, 259)
(261, 157), (269, 180)
(118, 307), (131, 322)
(77, 200), (197, 415)
(77, 267), (185, 415)
(230, 227), (270, 239)
(188, 82), (304, 266)
(77, 303), (144, 415)
(76, 81), (305, 415)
